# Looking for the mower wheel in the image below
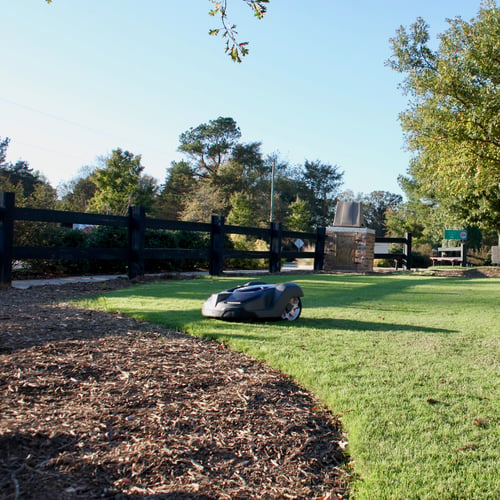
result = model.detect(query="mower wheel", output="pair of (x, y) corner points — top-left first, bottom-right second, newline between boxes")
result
(281, 297), (302, 321)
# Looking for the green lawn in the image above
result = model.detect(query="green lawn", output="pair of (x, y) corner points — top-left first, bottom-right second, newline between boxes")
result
(90, 274), (500, 499)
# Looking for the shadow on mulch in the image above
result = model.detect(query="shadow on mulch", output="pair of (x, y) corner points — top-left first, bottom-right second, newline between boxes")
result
(0, 280), (351, 499)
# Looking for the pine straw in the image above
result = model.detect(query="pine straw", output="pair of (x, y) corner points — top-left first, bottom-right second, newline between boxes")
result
(0, 280), (350, 499)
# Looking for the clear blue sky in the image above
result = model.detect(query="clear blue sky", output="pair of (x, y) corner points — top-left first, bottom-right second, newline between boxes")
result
(1, 0), (482, 197)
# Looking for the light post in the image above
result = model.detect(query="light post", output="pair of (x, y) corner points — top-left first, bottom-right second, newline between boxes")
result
(270, 157), (275, 222)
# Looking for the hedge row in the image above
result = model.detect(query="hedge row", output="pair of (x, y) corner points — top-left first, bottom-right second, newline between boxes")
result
(14, 224), (217, 277)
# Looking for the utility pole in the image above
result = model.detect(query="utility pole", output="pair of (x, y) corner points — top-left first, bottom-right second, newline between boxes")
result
(270, 157), (275, 222)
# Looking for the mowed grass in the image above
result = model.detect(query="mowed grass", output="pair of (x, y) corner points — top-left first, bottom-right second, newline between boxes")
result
(89, 274), (500, 499)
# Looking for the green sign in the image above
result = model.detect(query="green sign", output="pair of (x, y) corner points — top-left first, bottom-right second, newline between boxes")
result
(444, 229), (467, 240)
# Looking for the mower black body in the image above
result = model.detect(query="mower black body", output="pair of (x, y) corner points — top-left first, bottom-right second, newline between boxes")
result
(201, 281), (304, 322)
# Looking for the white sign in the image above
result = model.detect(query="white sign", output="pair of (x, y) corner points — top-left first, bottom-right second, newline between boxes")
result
(294, 238), (304, 250)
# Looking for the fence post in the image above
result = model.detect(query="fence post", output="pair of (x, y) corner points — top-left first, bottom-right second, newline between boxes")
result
(128, 205), (146, 280)
(314, 226), (326, 271)
(404, 232), (412, 270)
(209, 215), (224, 276)
(0, 192), (15, 287)
(269, 221), (282, 273)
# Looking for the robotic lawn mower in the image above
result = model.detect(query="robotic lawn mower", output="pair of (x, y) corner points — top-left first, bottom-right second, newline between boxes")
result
(201, 281), (304, 322)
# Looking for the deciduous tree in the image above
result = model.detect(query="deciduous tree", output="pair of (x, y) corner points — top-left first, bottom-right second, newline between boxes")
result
(387, 1), (500, 236)
(208, 0), (269, 62)
(287, 197), (311, 232)
(302, 160), (344, 227)
(178, 117), (241, 177)
(58, 168), (97, 212)
(360, 191), (403, 237)
(385, 176), (450, 248)
(0, 136), (52, 201)
(88, 148), (157, 215)
(226, 192), (254, 226)
(155, 161), (197, 220)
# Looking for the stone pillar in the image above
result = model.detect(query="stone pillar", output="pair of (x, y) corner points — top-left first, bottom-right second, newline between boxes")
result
(492, 246), (500, 265)
(324, 227), (376, 272)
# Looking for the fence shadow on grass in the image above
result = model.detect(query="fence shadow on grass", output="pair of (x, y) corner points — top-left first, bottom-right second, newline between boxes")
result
(293, 317), (457, 335)
(297, 276), (451, 309)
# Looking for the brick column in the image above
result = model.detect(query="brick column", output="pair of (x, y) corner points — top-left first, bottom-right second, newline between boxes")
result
(324, 227), (376, 272)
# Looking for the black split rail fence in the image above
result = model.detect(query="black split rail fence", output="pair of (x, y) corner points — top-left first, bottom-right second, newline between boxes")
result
(0, 192), (412, 286)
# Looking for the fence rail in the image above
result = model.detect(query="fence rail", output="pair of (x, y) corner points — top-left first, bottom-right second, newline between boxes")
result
(0, 192), (327, 286)
(374, 234), (412, 270)
(0, 192), (412, 286)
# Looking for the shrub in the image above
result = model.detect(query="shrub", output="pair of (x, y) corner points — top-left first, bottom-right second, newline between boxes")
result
(467, 246), (493, 266)
(173, 230), (211, 271)
(373, 258), (398, 268)
(224, 235), (268, 270)
(86, 226), (128, 274)
(144, 229), (210, 272)
(411, 243), (432, 268)
(18, 225), (91, 277)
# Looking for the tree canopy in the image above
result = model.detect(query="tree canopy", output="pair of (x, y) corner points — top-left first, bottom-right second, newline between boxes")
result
(1, 136), (55, 204)
(3, 115), (406, 245)
(387, 1), (500, 235)
(302, 160), (344, 227)
(178, 117), (241, 177)
(360, 191), (403, 237)
(88, 148), (158, 215)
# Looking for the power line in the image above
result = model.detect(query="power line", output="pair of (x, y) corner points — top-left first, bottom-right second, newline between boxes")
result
(0, 97), (171, 162)
(0, 96), (127, 142)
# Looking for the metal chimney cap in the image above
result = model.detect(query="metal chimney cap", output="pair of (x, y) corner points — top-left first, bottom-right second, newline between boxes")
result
(333, 201), (364, 227)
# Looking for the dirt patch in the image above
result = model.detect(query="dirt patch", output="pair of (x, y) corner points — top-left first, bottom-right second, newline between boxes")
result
(0, 279), (350, 499)
(425, 267), (500, 278)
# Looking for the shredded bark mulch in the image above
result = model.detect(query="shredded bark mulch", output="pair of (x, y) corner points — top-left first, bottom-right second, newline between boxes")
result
(0, 279), (350, 499)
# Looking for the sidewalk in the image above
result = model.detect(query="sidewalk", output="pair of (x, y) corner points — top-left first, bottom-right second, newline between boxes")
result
(10, 262), (314, 289)
(11, 274), (130, 289)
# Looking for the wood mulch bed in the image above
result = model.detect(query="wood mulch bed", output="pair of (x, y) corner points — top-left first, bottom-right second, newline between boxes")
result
(0, 278), (350, 499)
